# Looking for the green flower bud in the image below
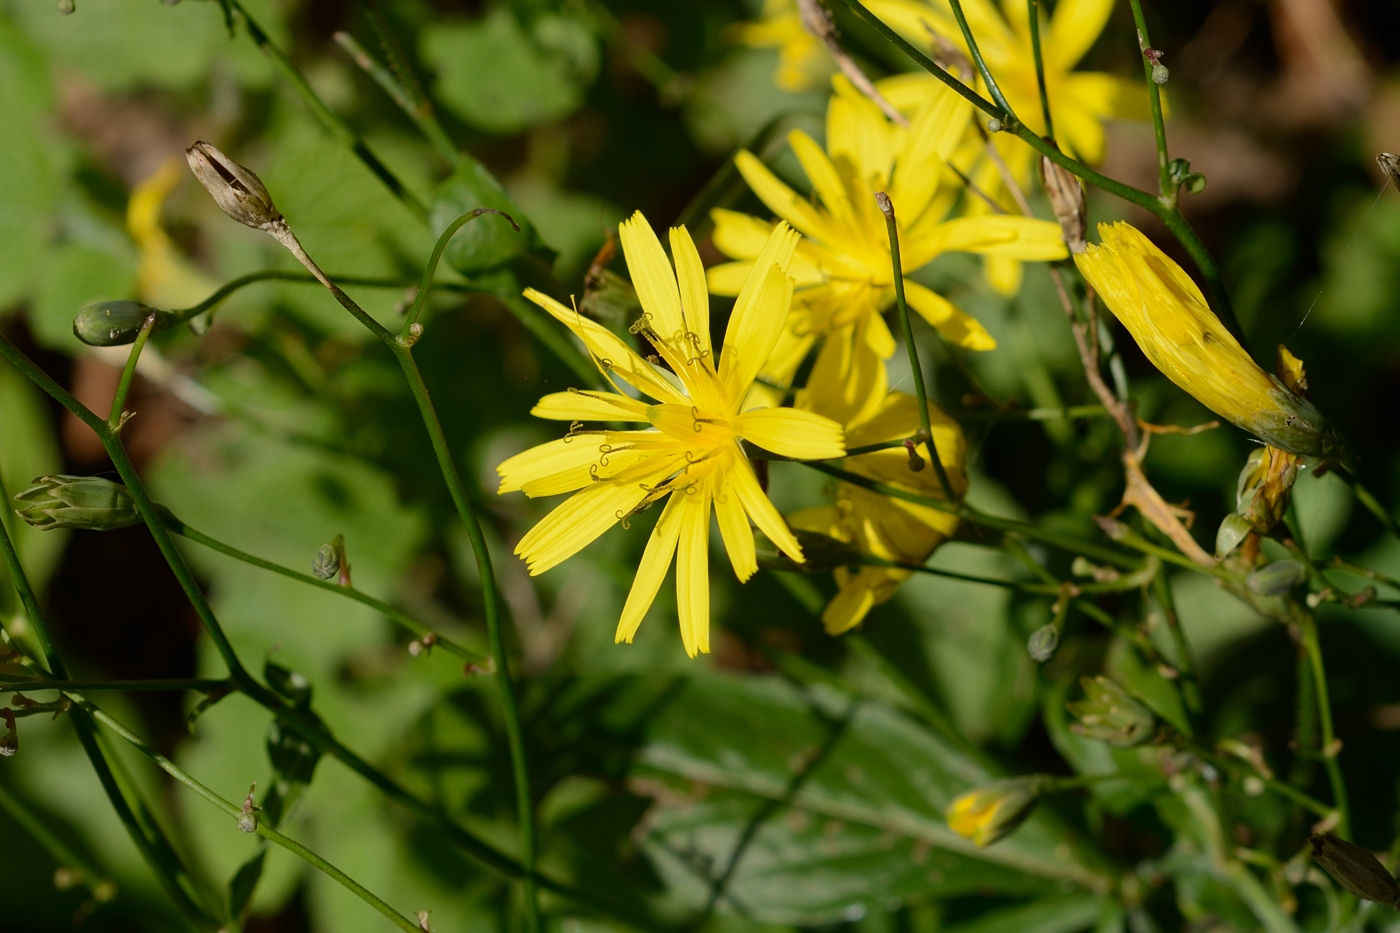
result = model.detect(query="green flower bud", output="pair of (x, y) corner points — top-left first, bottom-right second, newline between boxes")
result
(186, 141), (283, 232)
(73, 300), (172, 348)
(1027, 624), (1059, 663)
(1068, 676), (1156, 747)
(1246, 559), (1307, 596)
(1310, 833), (1400, 907)
(1215, 514), (1253, 559)
(13, 475), (141, 532)
(945, 776), (1047, 847)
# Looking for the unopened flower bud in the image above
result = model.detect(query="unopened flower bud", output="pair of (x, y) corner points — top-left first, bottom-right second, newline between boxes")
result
(186, 141), (283, 232)
(57, 0), (75, 13)
(1027, 624), (1059, 663)
(73, 300), (173, 347)
(986, 118), (1004, 133)
(1040, 157), (1087, 253)
(14, 475), (141, 532)
(1068, 676), (1156, 747)
(237, 783), (259, 833)
(1310, 833), (1400, 907)
(903, 439), (925, 473)
(312, 541), (340, 581)
(1218, 445), (1303, 557)
(945, 776), (1046, 846)
(1376, 153), (1400, 187)
(1151, 63), (1169, 85)
(1247, 559), (1307, 596)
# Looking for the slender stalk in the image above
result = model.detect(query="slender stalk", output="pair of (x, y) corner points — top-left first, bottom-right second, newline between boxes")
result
(1187, 742), (1335, 820)
(1338, 468), (1400, 541)
(802, 460), (1140, 569)
(403, 209), (517, 334)
(0, 476), (65, 677)
(944, 0), (1017, 121)
(1152, 574), (1202, 718)
(79, 699), (424, 933)
(875, 192), (954, 501)
(1026, 0), (1053, 138)
(1300, 614), (1350, 839)
(166, 516), (489, 667)
(228, 0), (427, 221)
(391, 343), (540, 931)
(1125, 0), (1173, 200)
(109, 312), (156, 429)
(830, 0), (1242, 345)
(164, 271), (466, 329)
(1, 678), (230, 693)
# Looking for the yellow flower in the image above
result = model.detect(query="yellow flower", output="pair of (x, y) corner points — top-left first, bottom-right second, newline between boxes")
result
(500, 212), (846, 657)
(708, 74), (1066, 391)
(945, 777), (1043, 847)
(728, 0), (832, 92)
(1075, 222), (1345, 459)
(789, 337), (966, 634)
(868, 0), (1146, 169)
(127, 158), (215, 308)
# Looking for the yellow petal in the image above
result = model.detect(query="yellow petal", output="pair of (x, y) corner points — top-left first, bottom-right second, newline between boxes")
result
(711, 208), (775, 260)
(798, 319), (888, 426)
(514, 475), (661, 575)
(523, 288), (687, 404)
(737, 408), (845, 460)
(827, 74), (896, 193)
(663, 227), (710, 359)
(674, 483), (713, 657)
(1048, 0), (1114, 71)
(905, 216), (1068, 267)
(821, 567), (886, 634)
(734, 150), (833, 242)
(719, 222), (800, 399)
(890, 80), (972, 223)
(619, 211), (686, 345)
(615, 491), (684, 644)
(729, 453), (803, 563)
(498, 433), (648, 494)
(706, 261), (753, 297)
(789, 129), (854, 229)
(715, 473), (757, 582)
(902, 280), (996, 351)
(983, 254), (1023, 297)
(530, 390), (649, 422)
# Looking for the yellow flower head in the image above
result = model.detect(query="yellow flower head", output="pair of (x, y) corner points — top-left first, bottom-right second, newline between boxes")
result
(728, 0), (833, 92)
(128, 157), (215, 308)
(869, 0), (1144, 166)
(945, 776), (1043, 847)
(1075, 222), (1345, 459)
(500, 212), (847, 657)
(708, 74), (1066, 390)
(789, 336), (966, 634)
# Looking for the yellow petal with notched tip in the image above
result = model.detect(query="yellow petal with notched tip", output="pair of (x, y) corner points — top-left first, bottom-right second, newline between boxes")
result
(498, 432), (652, 494)
(615, 491), (684, 644)
(720, 223), (799, 399)
(706, 261), (753, 297)
(619, 211), (686, 344)
(711, 208), (776, 260)
(523, 288), (687, 405)
(674, 482), (713, 657)
(902, 280), (996, 351)
(530, 390), (649, 422)
(737, 408), (845, 460)
(715, 470), (758, 582)
(789, 129), (854, 230)
(728, 453), (803, 563)
(514, 475), (661, 576)
(669, 225), (711, 358)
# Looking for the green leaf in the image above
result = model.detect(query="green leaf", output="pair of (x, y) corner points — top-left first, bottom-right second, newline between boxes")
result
(942, 894), (1108, 933)
(31, 239), (137, 352)
(422, 8), (597, 135)
(0, 364), (66, 602)
(0, 20), (60, 310)
(431, 162), (538, 275)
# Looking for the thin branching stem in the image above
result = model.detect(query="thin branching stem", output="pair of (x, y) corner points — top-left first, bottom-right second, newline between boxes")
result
(1300, 613), (1351, 839)
(109, 312), (156, 429)
(945, 0), (1016, 120)
(1, 677), (231, 693)
(1125, 0), (1173, 201)
(403, 209), (518, 333)
(1026, 0), (1053, 138)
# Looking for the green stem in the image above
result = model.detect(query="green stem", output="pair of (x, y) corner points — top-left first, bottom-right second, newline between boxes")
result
(390, 343), (540, 932)
(79, 698), (424, 933)
(1097, 519), (1236, 582)
(1152, 573), (1202, 718)
(0, 782), (115, 899)
(403, 209), (518, 334)
(228, 0), (427, 221)
(1, 678), (230, 693)
(109, 312), (156, 429)
(166, 515), (490, 667)
(1125, 0), (1173, 201)
(1188, 742), (1335, 820)
(1337, 468), (1400, 541)
(165, 271), (466, 329)
(1026, 0), (1053, 138)
(945, 0), (1017, 121)
(801, 460), (1139, 569)
(876, 192), (955, 501)
(831, 0), (1244, 348)
(1300, 613), (1350, 839)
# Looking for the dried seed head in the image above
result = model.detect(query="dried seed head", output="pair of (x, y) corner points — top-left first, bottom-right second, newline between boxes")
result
(1378, 153), (1400, 188)
(1039, 157), (1087, 253)
(186, 141), (283, 231)
(1310, 833), (1400, 907)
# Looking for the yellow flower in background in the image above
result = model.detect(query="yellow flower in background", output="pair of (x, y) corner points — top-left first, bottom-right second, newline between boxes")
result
(499, 212), (846, 657)
(788, 340), (966, 634)
(127, 157), (215, 308)
(945, 777), (1044, 847)
(709, 74), (1066, 395)
(1075, 222), (1346, 460)
(728, 0), (833, 92)
(869, 0), (1146, 171)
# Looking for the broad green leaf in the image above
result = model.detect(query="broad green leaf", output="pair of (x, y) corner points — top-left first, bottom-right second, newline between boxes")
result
(0, 19), (59, 310)
(423, 9), (597, 135)
(431, 162), (538, 275)
(942, 894), (1107, 933)
(0, 363), (66, 601)
(31, 239), (136, 351)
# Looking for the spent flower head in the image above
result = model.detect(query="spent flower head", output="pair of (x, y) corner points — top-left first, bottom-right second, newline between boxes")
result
(186, 141), (283, 232)
(499, 212), (846, 657)
(1310, 833), (1400, 907)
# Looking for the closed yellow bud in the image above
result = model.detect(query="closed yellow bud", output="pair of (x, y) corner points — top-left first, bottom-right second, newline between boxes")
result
(945, 777), (1045, 847)
(1075, 223), (1345, 460)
